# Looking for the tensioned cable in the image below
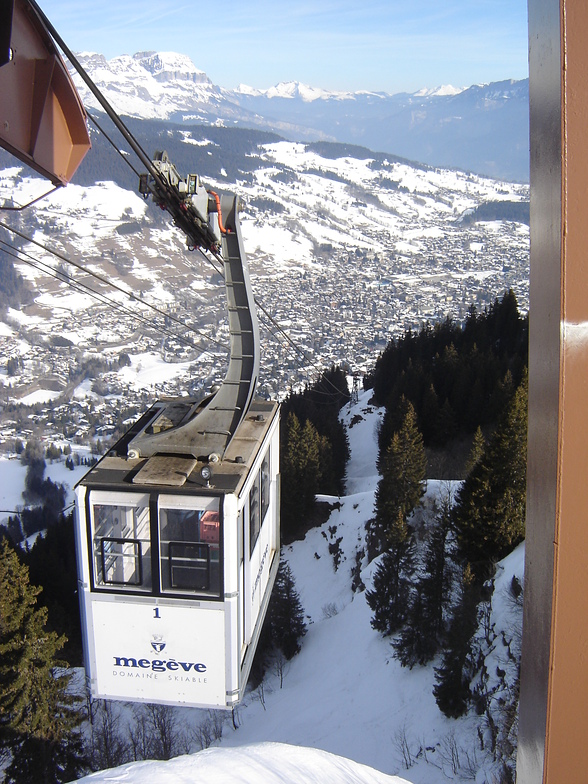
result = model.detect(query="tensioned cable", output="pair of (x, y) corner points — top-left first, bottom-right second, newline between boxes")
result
(0, 501), (76, 517)
(3, 220), (347, 400)
(34, 0), (347, 396)
(2, 204), (346, 399)
(0, 240), (226, 356)
(8, 4), (350, 400)
(204, 245), (349, 399)
(0, 240), (164, 337)
(28, 0), (168, 192)
(6, 228), (345, 401)
(0, 220), (229, 351)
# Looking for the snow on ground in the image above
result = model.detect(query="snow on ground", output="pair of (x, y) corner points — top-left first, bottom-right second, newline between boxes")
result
(220, 394), (522, 784)
(0, 456), (89, 521)
(16, 389), (62, 406)
(75, 742), (409, 784)
(0, 458), (32, 514)
(0, 391), (523, 783)
(117, 352), (193, 391)
(35, 289), (95, 313)
(215, 395), (467, 782)
(241, 220), (315, 269)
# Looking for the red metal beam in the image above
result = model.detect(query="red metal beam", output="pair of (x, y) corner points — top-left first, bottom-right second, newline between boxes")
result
(0, 0), (90, 185)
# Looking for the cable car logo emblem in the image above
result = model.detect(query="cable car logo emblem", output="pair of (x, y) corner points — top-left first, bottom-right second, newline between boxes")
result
(151, 635), (166, 653)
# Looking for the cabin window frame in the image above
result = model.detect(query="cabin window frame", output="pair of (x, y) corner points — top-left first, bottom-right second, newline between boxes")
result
(157, 497), (222, 598)
(249, 447), (271, 556)
(86, 490), (223, 600)
(89, 493), (152, 593)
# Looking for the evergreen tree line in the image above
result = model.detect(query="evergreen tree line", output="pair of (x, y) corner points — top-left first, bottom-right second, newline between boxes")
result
(460, 200), (530, 227)
(280, 365), (350, 541)
(365, 363), (527, 778)
(0, 440), (68, 545)
(71, 117), (283, 191)
(0, 438), (98, 665)
(249, 561), (307, 688)
(0, 539), (86, 783)
(365, 290), (528, 451)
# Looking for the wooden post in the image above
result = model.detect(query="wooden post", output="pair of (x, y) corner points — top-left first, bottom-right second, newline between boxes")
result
(518, 1), (588, 781)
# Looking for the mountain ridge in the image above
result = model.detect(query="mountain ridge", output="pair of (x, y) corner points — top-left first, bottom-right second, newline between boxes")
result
(69, 52), (529, 182)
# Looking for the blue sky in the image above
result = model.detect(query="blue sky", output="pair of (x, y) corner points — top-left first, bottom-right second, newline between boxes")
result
(40, 0), (529, 93)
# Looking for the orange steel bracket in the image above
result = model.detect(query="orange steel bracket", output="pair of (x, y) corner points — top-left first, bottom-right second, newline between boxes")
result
(0, 0), (90, 185)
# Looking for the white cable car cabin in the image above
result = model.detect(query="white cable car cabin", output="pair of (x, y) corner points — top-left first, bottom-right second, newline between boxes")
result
(74, 176), (280, 710)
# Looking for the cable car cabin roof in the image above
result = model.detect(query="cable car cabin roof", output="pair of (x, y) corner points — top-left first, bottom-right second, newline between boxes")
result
(78, 399), (278, 497)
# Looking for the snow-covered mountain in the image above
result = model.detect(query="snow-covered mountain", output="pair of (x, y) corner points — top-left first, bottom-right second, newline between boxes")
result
(0, 129), (529, 449)
(70, 51), (254, 128)
(0, 134), (529, 426)
(69, 51), (529, 181)
(230, 77), (529, 182)
(233, 80), (398, 103)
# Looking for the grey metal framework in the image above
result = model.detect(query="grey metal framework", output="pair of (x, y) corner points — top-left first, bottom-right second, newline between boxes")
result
(125, 192), (259, 461)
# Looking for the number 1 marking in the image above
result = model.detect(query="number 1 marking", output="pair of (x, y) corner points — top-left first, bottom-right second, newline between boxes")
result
(154, 607), (161, 619)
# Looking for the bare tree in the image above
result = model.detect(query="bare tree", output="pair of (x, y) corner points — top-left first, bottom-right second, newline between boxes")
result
(191, 711), (225, 751)
(145, 704), (179, 760)
(89, 700), (131, 771)
(127, 704), (156, 761)
(392, 724), (417, 770)
(192, 718), (214, 751)
(439, 731), (461, 776)
(274, 651), (289, 688)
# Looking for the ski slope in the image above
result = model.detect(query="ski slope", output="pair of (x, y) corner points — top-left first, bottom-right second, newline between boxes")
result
(0, 391), (523, 783)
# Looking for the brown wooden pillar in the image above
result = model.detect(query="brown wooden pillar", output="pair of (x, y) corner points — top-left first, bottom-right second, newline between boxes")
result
(518, 0), (588, 781)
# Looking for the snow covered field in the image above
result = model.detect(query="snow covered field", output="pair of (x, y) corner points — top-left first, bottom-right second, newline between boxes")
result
(75, 743), (409, 784)
(0, 135), (529, 462)
(0, 455), (88, 518)
(2, 390), (520, 784)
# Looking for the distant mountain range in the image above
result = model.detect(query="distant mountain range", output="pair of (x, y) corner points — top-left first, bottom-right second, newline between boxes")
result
(71, 51), (529, 182)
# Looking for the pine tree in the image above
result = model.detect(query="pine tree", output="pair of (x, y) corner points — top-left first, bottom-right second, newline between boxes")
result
(365, 532), (415, 636)
(464, 426), (486, 475)
(369, 400), (426, 557)
(433, 566), (481, 718)
(420, 383), (440, 443)
(393, 498), (452, 667)
(453, 370), (528, 576)
(300, 418), (321, 508)
(280, 413), (324, 539)
(22, 513), (82, 664)
(268, 561), (307, 659)
(280, 413), (305, 537)
(0, 540), (86, 782)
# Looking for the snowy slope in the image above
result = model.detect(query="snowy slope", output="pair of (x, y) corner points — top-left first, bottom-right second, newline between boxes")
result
(65, 390), (524, 784)
(74, 742), (409, 784)
(0, 456), (88, 516)
(0, 143), (529, 442)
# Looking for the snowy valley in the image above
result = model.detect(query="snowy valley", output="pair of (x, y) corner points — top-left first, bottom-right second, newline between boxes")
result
(0, 134), (528, 455)
(0, 48), (528, 784)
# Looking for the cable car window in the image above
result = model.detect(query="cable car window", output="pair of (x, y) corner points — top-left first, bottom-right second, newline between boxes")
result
(249, 475), (260, 555)
(93, 503), (151, 590)
(159, 507), (220, 596)
(250, 451), (270, 556)
(260, 451), (270, 524)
